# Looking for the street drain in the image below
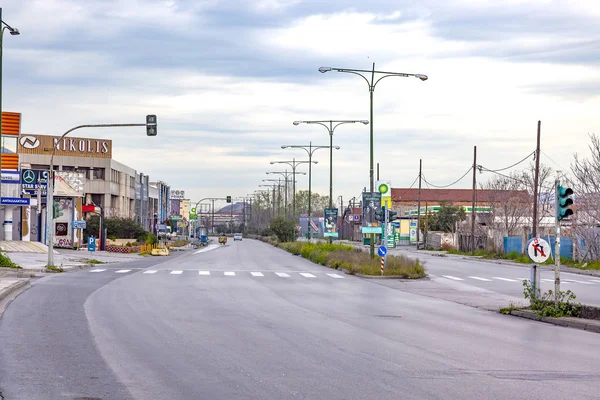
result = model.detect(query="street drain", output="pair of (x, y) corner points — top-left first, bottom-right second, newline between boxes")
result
(375, 315), (402, 319)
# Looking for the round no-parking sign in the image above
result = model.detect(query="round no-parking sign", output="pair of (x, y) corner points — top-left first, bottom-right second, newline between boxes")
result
(526, 237), (551, 264)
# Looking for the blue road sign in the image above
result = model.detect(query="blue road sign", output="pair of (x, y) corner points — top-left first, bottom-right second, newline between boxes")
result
(378, 246), (387, 257)
(88, 236), (96, 252)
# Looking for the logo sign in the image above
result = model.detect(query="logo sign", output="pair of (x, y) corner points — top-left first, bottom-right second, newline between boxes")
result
(191, 207), (196, 213)
(170, 190), (185, 200)
(377, 180), (391, 198)
(309, 219), (319, 232)
(55, 222), (68, 236)
(353, 215), (360, 222)
(21, 169), (49, 194)
(324, 208), (338, 238)
(19, 135), (41, 149)
(18, 134), (112, 159)
(378, 246), (387, 257)
(361, 226), (381, 234)
(72, 220), (87, 229)
(527, 237), (551, 264)
(0, 197), (30, 206)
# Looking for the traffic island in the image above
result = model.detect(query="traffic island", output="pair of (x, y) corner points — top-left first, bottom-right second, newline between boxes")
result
(504, 307), (600, 334)
(277, 241), (426, 279)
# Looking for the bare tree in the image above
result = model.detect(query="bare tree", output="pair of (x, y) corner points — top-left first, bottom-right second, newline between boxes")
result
(520, 162), (555, 234)
(571, 133), (600, 260)
(481, 171), (529, 236)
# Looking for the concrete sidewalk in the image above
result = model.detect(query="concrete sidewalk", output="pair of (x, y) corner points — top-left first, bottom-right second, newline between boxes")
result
(5, 249), (144, 272)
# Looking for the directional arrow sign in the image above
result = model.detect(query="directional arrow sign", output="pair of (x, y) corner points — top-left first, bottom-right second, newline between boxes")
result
(378, 246), (387, 257)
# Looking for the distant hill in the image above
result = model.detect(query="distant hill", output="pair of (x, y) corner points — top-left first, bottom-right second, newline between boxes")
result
(216, 202), (250, 214)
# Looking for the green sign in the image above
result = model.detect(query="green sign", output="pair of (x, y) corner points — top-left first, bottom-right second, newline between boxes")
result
(362, 226), (381, 234)
(190, 213), (198, 220)
(170, 215), (182, 221)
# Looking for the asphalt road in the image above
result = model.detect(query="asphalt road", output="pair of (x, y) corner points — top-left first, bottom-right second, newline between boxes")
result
(388, 247), (600, 307)
(2, 240), (600, 399)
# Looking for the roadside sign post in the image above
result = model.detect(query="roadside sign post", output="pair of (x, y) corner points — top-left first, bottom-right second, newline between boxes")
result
(526, 237), (551, 299)
(88, 236), (96, 253)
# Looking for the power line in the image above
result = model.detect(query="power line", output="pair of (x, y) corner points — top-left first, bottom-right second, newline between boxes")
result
(541, 150), (567, 172)
(422, 167), (473, 188)
(392, 175), (420, 199)
(478, 167), (529, 185)
(483, 150), (535, 172)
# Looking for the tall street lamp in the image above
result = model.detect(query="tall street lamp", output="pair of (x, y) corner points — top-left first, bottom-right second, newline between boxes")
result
(0, 8), (19, 201)
(266, 170), (306, 218)
(282, 142), (339, 240)
(270, 158), (316, 219)
(294, 119), (368, 241)
(319, 64), (427, 255)
(259, 183), (278, 220)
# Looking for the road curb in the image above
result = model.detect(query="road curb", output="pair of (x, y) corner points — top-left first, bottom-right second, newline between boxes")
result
(0, 279), (29, 304)
(508, 309), (600, 333)
(352, 272), (430, 280)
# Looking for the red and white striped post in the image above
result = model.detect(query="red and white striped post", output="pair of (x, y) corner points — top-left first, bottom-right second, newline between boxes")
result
(381, 256), (385, 275)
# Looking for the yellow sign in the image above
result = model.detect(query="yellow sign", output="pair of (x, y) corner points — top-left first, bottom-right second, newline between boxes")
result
(18, 134), (113, 159)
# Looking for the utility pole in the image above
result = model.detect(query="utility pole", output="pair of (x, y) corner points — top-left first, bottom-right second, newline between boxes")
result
(554, 177), (561, 306)
(471, 146), (477, 255)
(416, 159), (422, 249)
(532, 120), (541, 237)
(211, 199), (215, 234)
(377, 162), (380, 181)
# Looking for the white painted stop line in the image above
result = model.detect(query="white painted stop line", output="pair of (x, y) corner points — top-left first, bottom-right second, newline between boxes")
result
(326, 273), (344, 279)
(170, 270), (183, 275)
(251, 272), (264, 277)
(493, 277), (517, 282)
(300, 273), (316, 278)
(224, 272), (235, 276)
(468, 276), (491, 281)
(89, 269), (106, 273)
(275, 272), (290, 278)
(115, 270), (131, 274)
(143, 270), (158, 274)
(198, 271), (210, 276)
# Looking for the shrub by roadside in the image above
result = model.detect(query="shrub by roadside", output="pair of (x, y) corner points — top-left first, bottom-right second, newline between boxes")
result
(0, 252), (21, 269)
(446, 249), (575, 266)
(278, 241), (426, 278)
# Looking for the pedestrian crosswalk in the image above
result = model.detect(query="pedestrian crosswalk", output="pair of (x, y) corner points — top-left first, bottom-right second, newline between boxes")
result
(88, 268), (346, 280)
(440, 274), (600, 286)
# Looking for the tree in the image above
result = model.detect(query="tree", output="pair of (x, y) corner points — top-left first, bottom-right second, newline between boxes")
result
(571, 133), (600, 260)
(520, 161), (554, 233)
(83, 215), (147, 242)
(293, 190), (330, 219)
(422, 202), (466, 233)
(270, 217), (297, 242)
(481, 171), (530, 236)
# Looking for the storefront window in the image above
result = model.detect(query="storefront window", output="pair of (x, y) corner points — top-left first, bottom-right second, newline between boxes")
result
(1, 136), (17, 153)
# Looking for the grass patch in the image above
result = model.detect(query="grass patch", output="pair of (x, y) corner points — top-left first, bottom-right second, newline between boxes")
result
(446, 249), (575, 266)
(45, 265), (64, 273)
(499, 302), (520, 315)
(0, 252), (21, 269)
(278, 241), (426, 278)
(80, 258), (105, 264)
(569, 261), (600, 270)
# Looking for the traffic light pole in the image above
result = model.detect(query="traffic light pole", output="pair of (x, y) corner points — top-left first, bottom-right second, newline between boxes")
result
(46, 121), (156, 267)
(554, 179), (561, 306)
(383, 204), (388, 273)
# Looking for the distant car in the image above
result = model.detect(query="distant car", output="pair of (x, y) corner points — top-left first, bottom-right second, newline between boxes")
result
(233, 233), (243, 241)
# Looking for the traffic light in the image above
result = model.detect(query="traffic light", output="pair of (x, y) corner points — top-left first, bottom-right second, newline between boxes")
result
(375, 206), (385, 222)
(226, 196), (232, 203)
(388, 209), (399, 221)
(146, 114), (157, 136)
(556, 184), (574, 221)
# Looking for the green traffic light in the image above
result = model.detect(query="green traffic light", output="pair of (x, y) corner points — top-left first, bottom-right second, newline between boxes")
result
(557, 185), (574, 221)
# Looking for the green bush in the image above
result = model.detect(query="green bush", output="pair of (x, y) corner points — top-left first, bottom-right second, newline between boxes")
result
(270, 217), (297, 243)
(0, 252), (20, 269)
(523, 280), (581, 317)
(144, 233), (158, 245)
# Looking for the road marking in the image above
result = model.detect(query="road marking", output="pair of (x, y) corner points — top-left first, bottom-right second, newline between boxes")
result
(542, 279), (554, 282)
(198, 271), (210, 276)
(468, 276), (491, 281)
(327, 273), (344, 279)
(143, 270), (158, 274)
(89, 269), (106, 273)
(275, 272), (290, 278)
(443, 275), (464, 281)
(300, 273), (316, 278)
(224, 272), (236, 276)
(590, 279), (600, 283)
(493, 277), (517, 282)
(115, 269), (131, 274)
(251, 272), (264, 277)
(194, 244), (220, 254)
(170, 270), (183, 275)
(563, 279), (595, 285)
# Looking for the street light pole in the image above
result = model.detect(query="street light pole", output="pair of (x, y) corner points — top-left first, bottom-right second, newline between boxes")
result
(47, 122), (157, 266)
(270, 158), (316, 220)
(266, 170), (306, 219)
(282, 142), (340, 240)
(318, 64), (427, 256)
(293, 119), (368, 242)
(0, 9), (20, 206)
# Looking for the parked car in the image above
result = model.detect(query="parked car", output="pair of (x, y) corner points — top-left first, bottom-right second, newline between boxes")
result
(233, 233), (243, 241)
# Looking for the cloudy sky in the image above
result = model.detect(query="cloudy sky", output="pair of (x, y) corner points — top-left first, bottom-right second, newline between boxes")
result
(2, 0), (599, 206)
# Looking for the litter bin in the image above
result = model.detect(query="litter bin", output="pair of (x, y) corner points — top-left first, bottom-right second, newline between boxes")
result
(201, 234), (207, 244)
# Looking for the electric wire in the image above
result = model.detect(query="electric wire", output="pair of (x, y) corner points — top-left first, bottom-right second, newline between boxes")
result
(482, 150), (535, 172)
(421, 167), (473, 188)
